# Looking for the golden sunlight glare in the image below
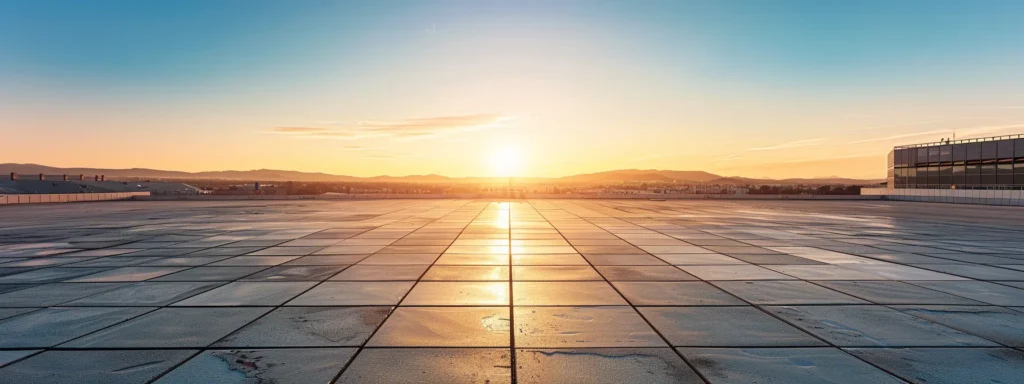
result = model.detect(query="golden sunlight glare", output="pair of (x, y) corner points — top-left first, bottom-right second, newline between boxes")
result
(490, 146), (522, 177)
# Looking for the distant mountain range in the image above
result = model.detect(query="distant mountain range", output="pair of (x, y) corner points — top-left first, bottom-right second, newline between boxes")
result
(0, 163), (883, 185)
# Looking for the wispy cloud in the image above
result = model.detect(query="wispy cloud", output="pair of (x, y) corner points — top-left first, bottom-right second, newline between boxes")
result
(714, 153), (745, 165)
(780, 152), (877, 164)
(848, 129), (952, 144)
(267, 113), (511, 140)
(272, 127), (334, 134)
(849, 119), (949, 131)
(850, 122), (1024, 144)
(360, 155), (398, 160)
(628, 152), (701, 163)
(341, 145), (382, 151)
(747, 138), (822, 151)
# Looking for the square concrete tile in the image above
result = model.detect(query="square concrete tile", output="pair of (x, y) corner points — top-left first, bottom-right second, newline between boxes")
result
(582, 254), (668, 266)
(172, 282), (315, 306)
(512, 253), (589, 265)
(61, 307), (269, 348)
(514, 306), (665, 348)
(151, 266), (267, 282)
(613, 282), (745, 306)
(846, 347), (1024, 384)
(68, 266), (189, 282)
(358, 253), (440, 265)
(240, 265), (348, 281)
(893, 305), (1024, 347)
(0, 267), (113, 283)
(330, 265), (428, 281)
(435, 253), (509, 265)
(0, 282), (123, 306)
(210, 256), (300, 266)
(681, 347), (903, 384)
(513, 282), (627, 305)
(764, 265), (881, 280)
(403, 282), (509, 305)
(423, 266), (510, 281)
(680, 265), (795, 281)
(285, 254), (367, 265)
(0, 307), (151, 348)
(289, 281), (414, 305)
(767, 305), (998, 347)
(714, 281), (867, 305)
(517, 348), (702, 384)
(655, 254), (747, 265)
(338, 348), (511, 384)
(909, 281), (1024, 306)
(512, 266), (601, 281)
(596, 265), (697, 281)
(368, 307), (510, 347)
(65, 282), (223, 306)
(641, 306), (824, 347)
(0, 350), (196, 384)
(817, 281), (986, 305)
(155, 348), (356, 384)
(213, 306), (391, 347)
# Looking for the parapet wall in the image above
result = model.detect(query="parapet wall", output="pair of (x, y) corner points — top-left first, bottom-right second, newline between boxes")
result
(861, 188), (1024, 206)
(0, 192), (150, 205)
(138, 193), (881, 201)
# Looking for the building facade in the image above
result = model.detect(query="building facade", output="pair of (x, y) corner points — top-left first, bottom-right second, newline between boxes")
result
(890, 135), (1024, 189)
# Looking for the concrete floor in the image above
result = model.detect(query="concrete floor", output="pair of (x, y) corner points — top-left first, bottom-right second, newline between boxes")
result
(0, 199), (1023, 383)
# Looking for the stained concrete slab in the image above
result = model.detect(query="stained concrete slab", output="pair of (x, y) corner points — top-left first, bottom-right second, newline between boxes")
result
(681, 347), (903, 384)
(0, 350), (196, 384)
(517, 348), (702, 384)
(155, 348), (356, 384)
(338, 348), (511, 384)
(212, 306), (391, 347)
(846, 347), (1024, 384)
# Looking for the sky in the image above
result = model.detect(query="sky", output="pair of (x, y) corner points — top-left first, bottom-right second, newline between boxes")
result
(2, 0), (1024, 179)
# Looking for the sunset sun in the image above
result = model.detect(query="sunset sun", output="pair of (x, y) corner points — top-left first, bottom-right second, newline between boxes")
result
(490, 146), (522, 177)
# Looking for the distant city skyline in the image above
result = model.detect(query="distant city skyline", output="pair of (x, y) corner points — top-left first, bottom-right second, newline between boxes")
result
(3, 0), (1024, 179)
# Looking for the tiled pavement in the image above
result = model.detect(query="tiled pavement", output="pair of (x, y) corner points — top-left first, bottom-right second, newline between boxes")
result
(0, 199), (1023, 383)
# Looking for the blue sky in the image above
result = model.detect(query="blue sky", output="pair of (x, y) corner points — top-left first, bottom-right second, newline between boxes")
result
(2, 0), (1023, 178)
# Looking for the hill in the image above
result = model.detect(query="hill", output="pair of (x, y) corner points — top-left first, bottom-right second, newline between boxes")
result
(0, 163), (882, 185)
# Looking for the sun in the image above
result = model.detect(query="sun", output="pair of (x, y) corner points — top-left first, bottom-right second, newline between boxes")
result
(490, 146), (522, 177)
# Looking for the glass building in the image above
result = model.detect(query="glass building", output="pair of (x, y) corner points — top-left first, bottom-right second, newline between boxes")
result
(890, 135), (1024, 189)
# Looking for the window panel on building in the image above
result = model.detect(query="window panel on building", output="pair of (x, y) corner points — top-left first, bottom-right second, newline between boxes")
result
(1016, 139), (1024, 158)
(966, 164), (982, 186)
(998, 140), (1014, 160)
(952, 165), (966, 187)
(939, 145), (952, 162)
(966, 143), (982, 161)
(1015, 162), (1024, 185)
(952, 144), (967, 162)
(981, 164), (998, 185)
(982, 142), (998, 160)
(917, 148), (928, 165)
(998, 163), (1014, 185)
(928, 146), (940, 163)
(939, 165), (952, 187)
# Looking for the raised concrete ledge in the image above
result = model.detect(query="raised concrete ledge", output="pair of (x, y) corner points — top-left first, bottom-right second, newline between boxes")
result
(136, 193), (881, 201)
(0, 192), (150, 206)
(861, 187), (1024, 206)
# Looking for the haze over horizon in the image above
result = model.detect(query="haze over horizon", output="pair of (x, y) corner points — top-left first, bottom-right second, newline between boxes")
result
(3, 0), (1024, 179)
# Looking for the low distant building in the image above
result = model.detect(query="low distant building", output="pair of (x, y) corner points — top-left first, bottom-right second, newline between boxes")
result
(889, 134), (1024, 189)
(0, 175), (201, 195)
